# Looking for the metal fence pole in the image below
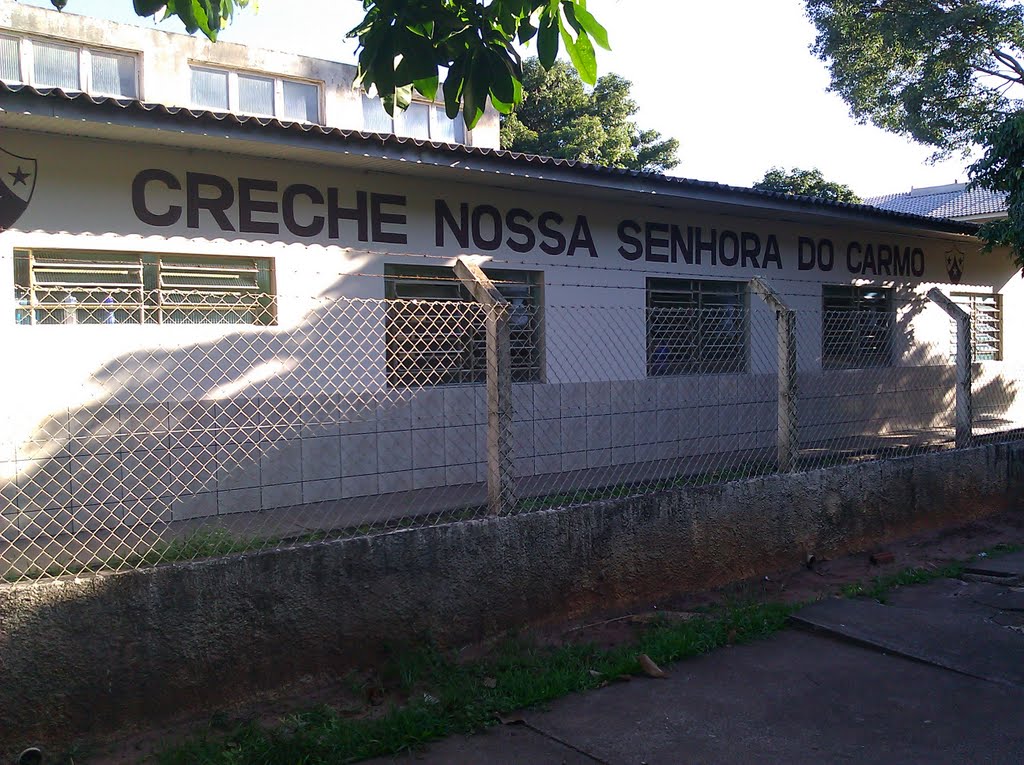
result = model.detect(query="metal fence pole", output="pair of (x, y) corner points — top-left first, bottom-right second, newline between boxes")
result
(750, 278), (798, 472)
(927, 288), (973, 448)
(454, 257), (516, 514)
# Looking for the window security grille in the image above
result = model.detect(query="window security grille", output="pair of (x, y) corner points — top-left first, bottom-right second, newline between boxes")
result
(0, 35), (137, 97)
(951, 292), (1002, 361)
(360, 95), (466, 143)
(646, 278), (748, 376)
(190, 66), (321, 123)
(384, 265), (541, 386)
(822, 285), (894, 369)
(13, 250), (275, 326)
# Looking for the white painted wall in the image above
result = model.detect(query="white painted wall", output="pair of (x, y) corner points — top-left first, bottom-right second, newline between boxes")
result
(0, 128), (1020, 530)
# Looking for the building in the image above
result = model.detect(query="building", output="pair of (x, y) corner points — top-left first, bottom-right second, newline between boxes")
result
(867, 183), (1008, 224)
(0, 3), (1021, 573)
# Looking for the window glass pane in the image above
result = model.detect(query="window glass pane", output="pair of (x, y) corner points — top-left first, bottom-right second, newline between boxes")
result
(399, 102), (432, 140)
(90, 51), (136, 97)
(431, 105), (465, 143)
(190, 67), (229, 110)
(0, 36), (20, 83)
(361, 94), (394, 133)
(33, 42), (79, 90)
(282, 79), (318, 122)
(238, 73), (275, 115)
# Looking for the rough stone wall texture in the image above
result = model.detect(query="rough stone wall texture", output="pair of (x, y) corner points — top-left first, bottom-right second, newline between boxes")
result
(2, 440), (1023, 754)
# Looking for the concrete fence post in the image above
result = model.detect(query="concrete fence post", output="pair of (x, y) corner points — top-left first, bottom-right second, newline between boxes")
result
(454, 257), (516, 514)
(750, 277), (798, 472)
(927, 288), (973, 448)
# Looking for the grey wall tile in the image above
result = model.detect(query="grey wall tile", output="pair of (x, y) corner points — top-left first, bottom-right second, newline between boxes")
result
(262, 482), (303, 509)
(412, 428), (445, 470)
(261, 439), (303, 485)
(341, 433), (379, 477)
(303, 478), (342, 504)
(219, 486), (262, 515)
(302, 436), (342, 482)
(378, 430), (413, 473)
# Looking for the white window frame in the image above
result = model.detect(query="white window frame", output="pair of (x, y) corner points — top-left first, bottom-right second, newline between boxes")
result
(189, 64), (322, 124)
(0, 33), (139, 98)
(360, 93), (468, 143)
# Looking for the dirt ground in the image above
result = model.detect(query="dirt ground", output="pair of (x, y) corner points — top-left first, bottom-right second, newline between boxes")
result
(77, 507), (1024, 765)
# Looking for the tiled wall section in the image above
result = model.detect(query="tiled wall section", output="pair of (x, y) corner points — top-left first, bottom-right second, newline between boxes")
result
(1, 365), (1016, 534)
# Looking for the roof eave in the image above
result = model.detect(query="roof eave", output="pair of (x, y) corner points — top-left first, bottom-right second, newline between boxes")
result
(0, 85), (981, 237)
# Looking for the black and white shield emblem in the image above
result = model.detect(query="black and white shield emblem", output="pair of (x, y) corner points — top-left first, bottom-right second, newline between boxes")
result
(945, 245), (965, 284)
(0, 146), (37, 233)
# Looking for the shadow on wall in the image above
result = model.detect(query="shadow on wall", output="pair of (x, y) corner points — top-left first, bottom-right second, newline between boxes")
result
(1, 282), (1022, 578)
(0, 272), (499, 575)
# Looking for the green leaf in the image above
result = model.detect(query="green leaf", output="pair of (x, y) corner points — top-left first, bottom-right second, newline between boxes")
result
(133, 0), (167, 14)
(443, 57), (466, 120)
(414, 75), (439, 102)
(537, 13), (559, 69)
(572, 5), (609, 50)
(573, 32), (597, 84)
(517, 19), (539, 44)
(487, 50), (516, 104)
(462, 51), (489, 129)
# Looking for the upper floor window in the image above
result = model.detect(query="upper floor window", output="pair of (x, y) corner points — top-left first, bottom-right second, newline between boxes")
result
(647, 278), (748, 376)
(951, 292), (1002, 361)
(361, 95), (466, 144)
(13, 249), (275, 326)
(822, 285), (893, 369)
(190, 65), (320, 123)
(0, 34), (137, 98)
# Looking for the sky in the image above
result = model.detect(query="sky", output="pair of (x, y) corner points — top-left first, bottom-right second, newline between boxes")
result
(21, 0), (976, 198)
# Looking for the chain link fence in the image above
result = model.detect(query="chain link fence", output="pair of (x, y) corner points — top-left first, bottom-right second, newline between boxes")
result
(2, 272), (1021, 582)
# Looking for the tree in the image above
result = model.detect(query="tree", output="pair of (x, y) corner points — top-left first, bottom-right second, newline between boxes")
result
(805, 0), (1024, 157)
(806, 0), (1024, 267)
(752, 167), (861, 203)
(500, 59), (679, 172)
(59, 1), (609, 130)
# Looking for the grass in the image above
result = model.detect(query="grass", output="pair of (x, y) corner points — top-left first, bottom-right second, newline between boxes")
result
(154, 541), (1024, 764)
(156, 601), (794, 765)
(839, 542), (1022, 603)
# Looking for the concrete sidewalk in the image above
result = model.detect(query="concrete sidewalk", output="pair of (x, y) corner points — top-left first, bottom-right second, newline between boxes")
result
(369, 552), (1024, 765)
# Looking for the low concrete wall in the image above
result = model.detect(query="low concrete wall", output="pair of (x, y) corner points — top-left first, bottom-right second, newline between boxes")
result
(2, 440), (1023, 753)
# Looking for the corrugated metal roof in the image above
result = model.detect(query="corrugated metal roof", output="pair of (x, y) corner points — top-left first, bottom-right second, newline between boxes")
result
(0, 82), (981, 235)
(866, 185), (1007, 220)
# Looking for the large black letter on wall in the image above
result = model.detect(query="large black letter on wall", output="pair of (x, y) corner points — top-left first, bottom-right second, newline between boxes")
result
(186, 172), (236, 231)
(133, 169), (182, 227)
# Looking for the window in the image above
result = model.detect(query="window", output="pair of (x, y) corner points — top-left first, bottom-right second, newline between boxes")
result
(189, 65), (321, 123)
(647, 278), (747, 376)
(13, 250), (275, 326)
(0, 35), (137, 97)
(384, 265), (541, 386)
(361, 94), (466, 143)
(952, 292), (1002, 361)
(822, 285), (893, 369)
